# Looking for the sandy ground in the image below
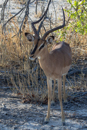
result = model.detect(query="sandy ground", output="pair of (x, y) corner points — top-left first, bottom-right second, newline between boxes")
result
(0, 86), (87, 130)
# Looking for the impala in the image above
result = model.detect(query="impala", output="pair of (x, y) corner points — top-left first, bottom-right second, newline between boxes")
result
(25, 0), (72, 125)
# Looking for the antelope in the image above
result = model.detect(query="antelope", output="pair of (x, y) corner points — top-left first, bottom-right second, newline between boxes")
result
(25, 0), (72, 125)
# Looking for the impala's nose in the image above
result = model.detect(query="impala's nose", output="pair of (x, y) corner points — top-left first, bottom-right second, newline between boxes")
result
(29, 54), (35, 61)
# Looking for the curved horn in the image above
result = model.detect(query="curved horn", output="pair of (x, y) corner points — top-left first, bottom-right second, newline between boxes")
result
(31, 0), (51, 37)
(42, 7), (65, 40)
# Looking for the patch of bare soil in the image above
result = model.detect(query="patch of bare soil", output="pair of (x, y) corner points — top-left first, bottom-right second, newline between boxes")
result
(0, 84), (87, 130)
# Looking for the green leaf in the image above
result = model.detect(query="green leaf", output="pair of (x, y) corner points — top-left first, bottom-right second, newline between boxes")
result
(74, 1), (78, 7)
(67, 0), (72, 4)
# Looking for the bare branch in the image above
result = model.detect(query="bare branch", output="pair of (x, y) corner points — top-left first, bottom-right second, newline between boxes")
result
(2, 0), (35, 34)
(1, 0), (9, 22)
(2, 6), (26, 32)
(30, 0), (36, 4)
(19, 0), (31, 34)
(35, 0), (38, 14)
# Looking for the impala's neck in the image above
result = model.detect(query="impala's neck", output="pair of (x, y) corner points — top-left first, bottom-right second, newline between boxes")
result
(38, 46), (51, 72)
(38, 46), (49, 61)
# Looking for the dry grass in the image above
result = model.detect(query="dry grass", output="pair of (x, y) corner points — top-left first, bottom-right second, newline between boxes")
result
(13, 0), (26, 5)
(0, 21), (48, 103)
(0, 19), (87, 104)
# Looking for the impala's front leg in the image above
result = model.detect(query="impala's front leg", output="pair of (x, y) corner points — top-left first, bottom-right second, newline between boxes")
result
(45, 77), (52, 123)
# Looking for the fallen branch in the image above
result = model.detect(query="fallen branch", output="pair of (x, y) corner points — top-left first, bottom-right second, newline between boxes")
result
(67, 68), (87, 77)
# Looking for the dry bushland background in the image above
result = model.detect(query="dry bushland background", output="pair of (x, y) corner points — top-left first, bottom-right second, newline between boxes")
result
(0, 0), (87, 104)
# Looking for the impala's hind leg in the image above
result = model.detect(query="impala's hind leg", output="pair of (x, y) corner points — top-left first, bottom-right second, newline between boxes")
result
(51, 80), (56, 105)
(58, 78), (65, 125)
(63, 75), (67, 102)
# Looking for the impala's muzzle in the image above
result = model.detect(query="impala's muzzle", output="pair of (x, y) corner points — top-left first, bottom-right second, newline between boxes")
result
(29, 55), (35, 61)
(29, 51), (35, 61)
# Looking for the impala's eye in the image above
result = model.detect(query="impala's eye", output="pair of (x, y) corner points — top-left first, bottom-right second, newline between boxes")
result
(38, 43), (44, 51)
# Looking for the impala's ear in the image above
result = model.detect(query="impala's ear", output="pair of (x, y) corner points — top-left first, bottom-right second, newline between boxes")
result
(25, 33), (35, 41)
(46, 36), (55, 44)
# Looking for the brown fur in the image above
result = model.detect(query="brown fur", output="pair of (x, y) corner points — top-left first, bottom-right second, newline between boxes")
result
(39, 41), (72, 79)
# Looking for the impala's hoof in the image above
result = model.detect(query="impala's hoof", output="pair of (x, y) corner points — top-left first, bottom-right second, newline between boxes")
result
(62, 121), (65, 126)
(44, 117), (49, 124)
(51, 101), (55, 106)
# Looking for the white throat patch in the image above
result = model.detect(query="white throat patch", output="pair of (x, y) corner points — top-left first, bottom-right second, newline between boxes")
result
(38, 56), (41, 59)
